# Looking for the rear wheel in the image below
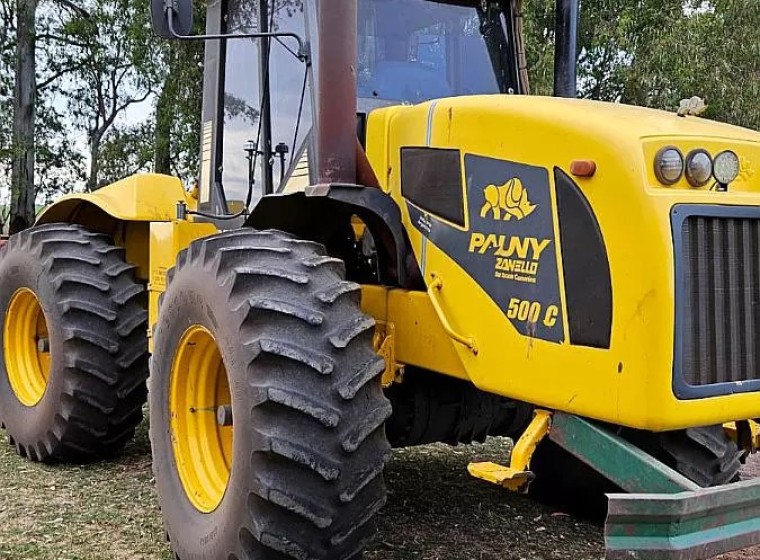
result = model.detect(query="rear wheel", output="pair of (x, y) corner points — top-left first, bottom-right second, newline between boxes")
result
(631, 425), (743, 487)
(385, 366), (533, 448)
(150, 229), (391, 559)
(0, 223), (148, 462)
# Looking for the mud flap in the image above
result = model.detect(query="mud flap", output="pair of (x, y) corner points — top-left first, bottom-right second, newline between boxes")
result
(606, 479), (760, 559)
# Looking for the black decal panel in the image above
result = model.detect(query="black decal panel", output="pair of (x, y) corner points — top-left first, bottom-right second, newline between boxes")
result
(401, 148), (465, 227)
(408, 154), (564, 343)
(555, 168), (612, 348)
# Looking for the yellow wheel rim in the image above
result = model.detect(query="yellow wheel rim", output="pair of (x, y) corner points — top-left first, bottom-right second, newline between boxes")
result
(170, 325), (233, 513)
(4, 288), (51, 407)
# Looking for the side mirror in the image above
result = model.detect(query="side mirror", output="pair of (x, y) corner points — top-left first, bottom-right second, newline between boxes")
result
(151, 0), (193, 39)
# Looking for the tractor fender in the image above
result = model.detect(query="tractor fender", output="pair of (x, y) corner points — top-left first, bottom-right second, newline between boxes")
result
(37, 174), (188, 228)
(248, 185), (422, 289)
(36, 174), (191, 281)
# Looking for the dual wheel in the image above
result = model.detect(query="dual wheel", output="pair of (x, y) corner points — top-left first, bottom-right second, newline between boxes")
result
(0, 224), (391, 559)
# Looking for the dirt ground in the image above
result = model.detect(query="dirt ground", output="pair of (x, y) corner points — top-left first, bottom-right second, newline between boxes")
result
(0, 419), (759, 559)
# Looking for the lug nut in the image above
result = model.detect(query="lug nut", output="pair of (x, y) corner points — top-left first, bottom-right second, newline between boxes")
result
(216, 405), (233, 427)
(37, 338), (50, 353)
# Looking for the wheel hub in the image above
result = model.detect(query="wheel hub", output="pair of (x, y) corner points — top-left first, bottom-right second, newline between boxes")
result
(4, 288), (51, 407)
(170, 325), (233, 513)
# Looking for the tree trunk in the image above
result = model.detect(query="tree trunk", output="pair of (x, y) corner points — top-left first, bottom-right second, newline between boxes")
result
(88, 132), (102, 191)
(154, 45), (176, 175)
(10, 0), (38, 235)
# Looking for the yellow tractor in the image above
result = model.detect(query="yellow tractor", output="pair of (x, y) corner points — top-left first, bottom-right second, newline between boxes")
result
(3, 0), (760, 558)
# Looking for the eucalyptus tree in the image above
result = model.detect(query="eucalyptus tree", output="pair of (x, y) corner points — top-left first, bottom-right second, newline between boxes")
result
(3, 0), (87, 232)
(9, 0), (37, 233)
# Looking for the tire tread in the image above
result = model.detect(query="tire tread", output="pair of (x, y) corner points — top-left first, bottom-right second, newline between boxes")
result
(0, 223), (148, 462)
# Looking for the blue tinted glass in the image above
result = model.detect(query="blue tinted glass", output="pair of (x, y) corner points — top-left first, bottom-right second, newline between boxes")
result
(357, 0), (502, 103)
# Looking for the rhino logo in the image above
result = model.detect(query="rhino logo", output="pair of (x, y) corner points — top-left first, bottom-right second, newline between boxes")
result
(480, 177), (537, 221)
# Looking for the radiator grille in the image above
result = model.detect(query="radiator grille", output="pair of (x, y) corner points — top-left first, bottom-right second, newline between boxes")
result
(679, 215), (760, 387)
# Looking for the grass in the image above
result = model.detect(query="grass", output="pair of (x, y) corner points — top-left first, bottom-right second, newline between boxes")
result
(0, 416), (609, 560)
(0, 421), (168, 560)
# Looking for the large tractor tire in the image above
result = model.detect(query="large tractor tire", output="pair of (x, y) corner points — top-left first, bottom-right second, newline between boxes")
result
(150, 229), (391, 560)
(529, 424), (742, 518)
(0, 223), (148, 462)
(630, 425), (743, 487)
(385, 366), (533, 448)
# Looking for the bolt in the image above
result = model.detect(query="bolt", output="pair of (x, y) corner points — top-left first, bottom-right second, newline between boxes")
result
(37, 338), (50, 353)
(216, 405), (233, 427)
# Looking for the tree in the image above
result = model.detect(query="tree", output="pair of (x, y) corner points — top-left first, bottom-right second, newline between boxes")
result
(98, 121), (155, 184)
(623, 0), (760, 130)
(55, 0), (155, 190)
(523, 0), (760, 131)
(153, 1), (206, 179)
(9, 0), (37, 234)
(2, 0), (88, 232)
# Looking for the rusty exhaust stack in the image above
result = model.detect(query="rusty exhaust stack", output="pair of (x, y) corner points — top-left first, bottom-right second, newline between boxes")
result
(317, 0), (358, 185)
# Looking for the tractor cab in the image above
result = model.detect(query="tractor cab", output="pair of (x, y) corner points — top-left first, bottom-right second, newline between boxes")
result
(354, 0), (522, 103)
(200, 0), (526, 212)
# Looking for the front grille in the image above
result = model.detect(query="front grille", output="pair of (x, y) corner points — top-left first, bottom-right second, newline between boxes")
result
(675, 210), (760, 396)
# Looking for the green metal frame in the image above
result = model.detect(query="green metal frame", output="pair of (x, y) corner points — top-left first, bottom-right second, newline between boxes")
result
(606, 480), (760, 559)
(548, 413), (760, 559)
(549, 413), (699, 494)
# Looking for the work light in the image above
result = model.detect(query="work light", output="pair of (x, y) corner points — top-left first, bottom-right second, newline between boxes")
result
(713, 150), (740, 185)
(654, 147), (684, 185)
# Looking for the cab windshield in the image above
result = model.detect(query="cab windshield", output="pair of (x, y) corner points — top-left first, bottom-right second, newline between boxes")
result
(358, 0), (516, 104)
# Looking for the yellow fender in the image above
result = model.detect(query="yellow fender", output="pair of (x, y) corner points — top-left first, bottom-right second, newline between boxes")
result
(37, 174), (191, 226)
(36, 174), (197, 282)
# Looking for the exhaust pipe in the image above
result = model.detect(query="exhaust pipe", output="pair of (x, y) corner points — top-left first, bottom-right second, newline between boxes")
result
(317, 0), (358, 185)
(553, 0), (579, 98)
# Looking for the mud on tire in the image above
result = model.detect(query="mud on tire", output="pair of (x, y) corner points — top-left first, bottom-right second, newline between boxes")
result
(150, 229), (391, 560)
(0, 223), (149, 462)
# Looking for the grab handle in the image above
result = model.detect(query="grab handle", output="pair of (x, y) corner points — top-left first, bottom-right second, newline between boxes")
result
(427, 273), (478, 355)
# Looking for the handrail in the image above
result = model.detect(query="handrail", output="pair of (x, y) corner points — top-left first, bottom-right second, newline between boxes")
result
(166, 10), (309, 62)
(427, 273), (478, 355)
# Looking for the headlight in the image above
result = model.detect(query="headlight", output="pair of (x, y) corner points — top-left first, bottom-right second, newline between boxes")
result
(654, 147), (684, 185)
(685, 149), (713, 187)
(713, 150), (740, 185)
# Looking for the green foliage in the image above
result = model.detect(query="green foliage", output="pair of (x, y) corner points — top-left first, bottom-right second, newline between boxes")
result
(1, 0), (204, 207)
(98, 122), (155, 187)
(0, 0), (85, 213)
(624, 0), (760, 130)
(153, 1), (206, 179)
(523, 0), (760, 130)
(4, 0), (760, 219)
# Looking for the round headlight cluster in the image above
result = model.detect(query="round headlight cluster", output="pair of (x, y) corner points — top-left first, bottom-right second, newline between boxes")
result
(654, 147), (741, 187)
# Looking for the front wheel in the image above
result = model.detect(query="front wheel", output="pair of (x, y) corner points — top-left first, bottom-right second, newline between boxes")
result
(150, 229), (391, 559)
